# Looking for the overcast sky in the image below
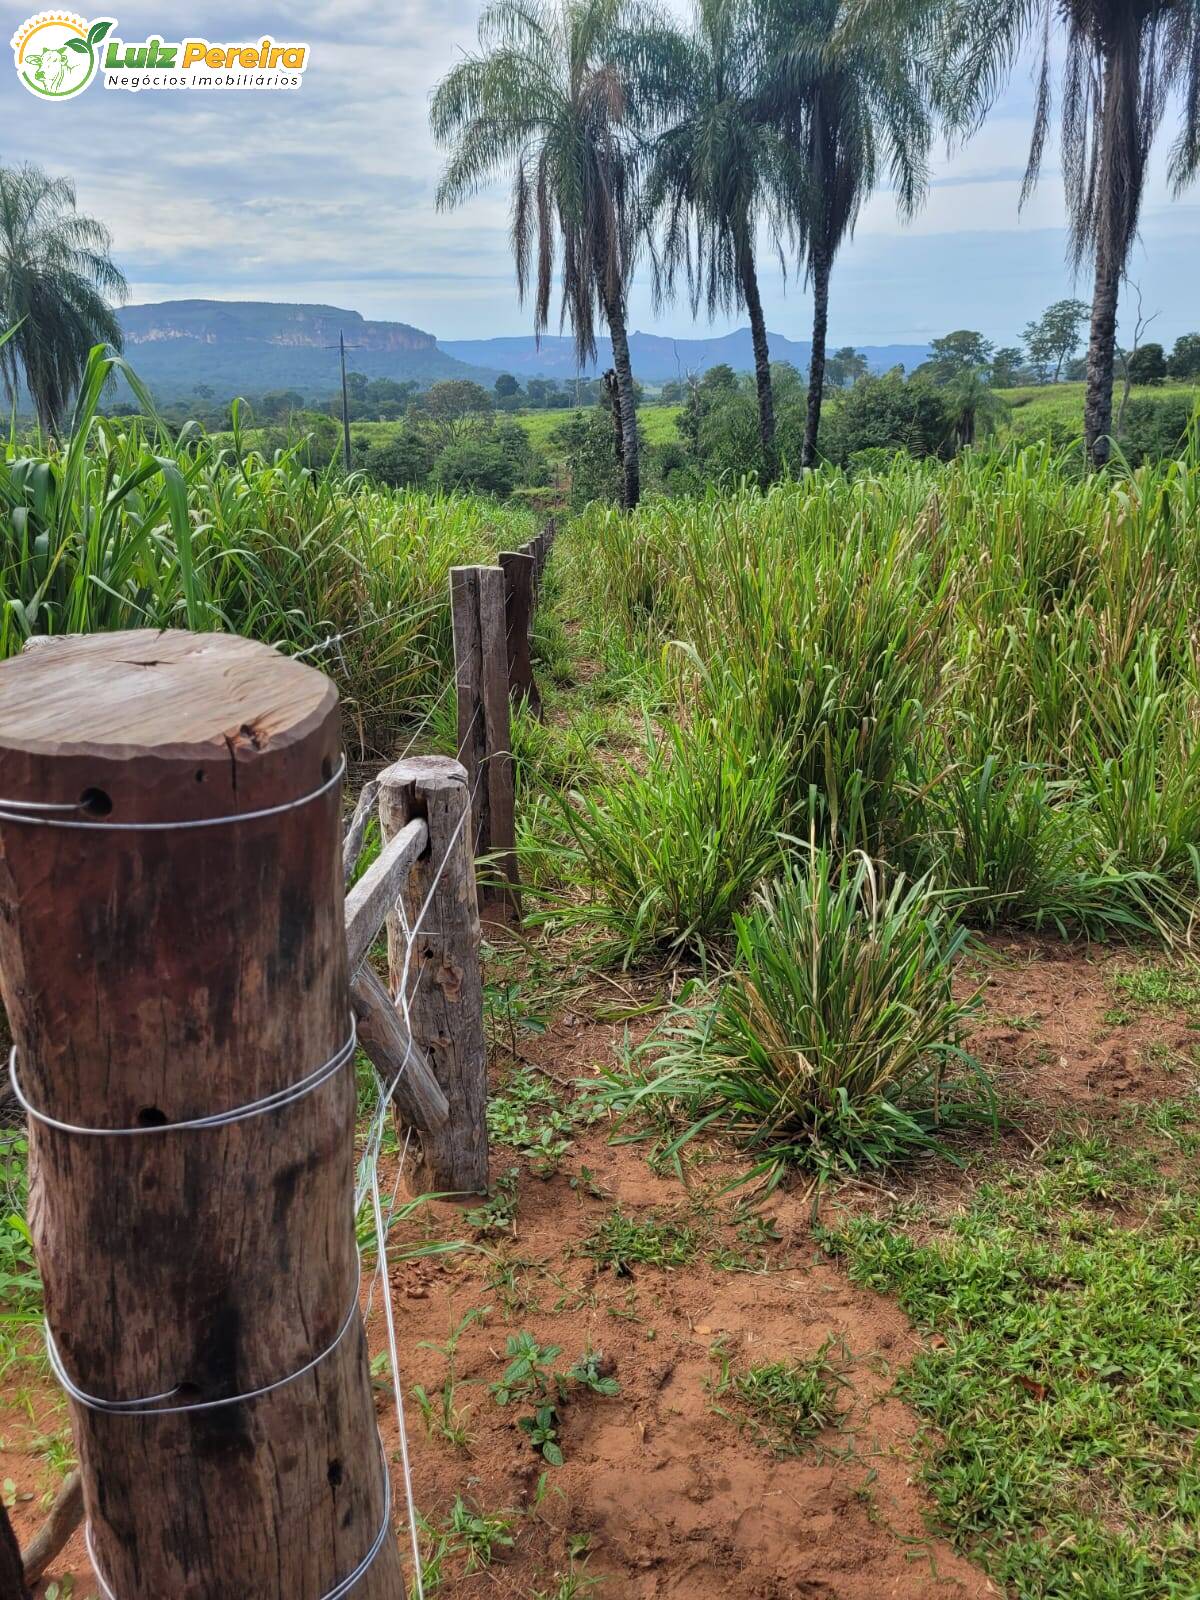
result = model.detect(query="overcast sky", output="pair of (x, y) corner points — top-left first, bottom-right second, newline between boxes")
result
(5, 0), (1199, 347)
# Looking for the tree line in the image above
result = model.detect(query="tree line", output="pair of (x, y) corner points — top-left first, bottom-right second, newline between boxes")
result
(432, 0), (1200, 506)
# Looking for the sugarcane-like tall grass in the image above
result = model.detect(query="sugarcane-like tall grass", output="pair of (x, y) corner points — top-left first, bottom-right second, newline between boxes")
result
(556, 433), (1200, 942)
(0, 348), (534, 752)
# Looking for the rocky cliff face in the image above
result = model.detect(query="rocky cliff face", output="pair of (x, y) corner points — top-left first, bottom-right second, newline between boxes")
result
(120, 300), (437, 352)
(112, 300), (490, 401)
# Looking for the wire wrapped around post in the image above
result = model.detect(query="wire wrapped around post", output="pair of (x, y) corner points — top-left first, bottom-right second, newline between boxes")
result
(0, 629), (408, 1600)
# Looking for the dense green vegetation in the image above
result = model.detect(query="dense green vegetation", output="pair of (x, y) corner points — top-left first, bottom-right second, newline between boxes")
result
(516, 444), (1200, 1186)
(3, 359), (1200, 1597)
(0, 351), (534, 752)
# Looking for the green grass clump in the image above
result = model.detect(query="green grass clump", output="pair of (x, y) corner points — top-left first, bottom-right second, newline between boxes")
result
(1111, 961), (1200, 1015)
(581, 1207), (697, 1273)
(828, 1121), (1200, 1597)
(522, 701), (791, 966)
(604, 848), (990, 1187)
(720, 1342), (845, 1455)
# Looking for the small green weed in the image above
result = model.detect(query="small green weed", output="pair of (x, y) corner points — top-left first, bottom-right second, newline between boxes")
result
(532, 1563), (605, 1599)
(487, 1071), (597, 1178)
(489, 1332), (620, 1464)
(714, 1340), (846, 1455)
(564, 1349), (620, 1397)
(444, 1494), (518, 1571)
(581, 1207), (697, 1274)
(465, 1169), (520, 1237)
(490, 1332), (562, 1408)
(412, 1307), (489, 1451)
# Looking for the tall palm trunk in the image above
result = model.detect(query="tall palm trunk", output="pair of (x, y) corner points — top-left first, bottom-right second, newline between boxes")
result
(1084, 46), (1126, 470)
(803, 240), (831, 469)
(604, 290), (640, 509)
(1084, 234), (1120, 468)
(739, 247), (776, 478)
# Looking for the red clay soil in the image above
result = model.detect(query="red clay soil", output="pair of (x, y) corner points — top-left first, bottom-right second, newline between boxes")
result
(6, 938), (1193, 1599)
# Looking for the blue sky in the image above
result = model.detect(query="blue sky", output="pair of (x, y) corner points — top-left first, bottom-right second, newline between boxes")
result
(4, 0), (1200, 348)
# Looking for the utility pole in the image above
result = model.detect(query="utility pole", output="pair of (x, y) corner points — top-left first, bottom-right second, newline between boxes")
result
(325, 332), (365, 473)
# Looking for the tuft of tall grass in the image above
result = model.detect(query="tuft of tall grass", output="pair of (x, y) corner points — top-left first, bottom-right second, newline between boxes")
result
(520, 696), (792, 967)
(600, 847), (991, 1186)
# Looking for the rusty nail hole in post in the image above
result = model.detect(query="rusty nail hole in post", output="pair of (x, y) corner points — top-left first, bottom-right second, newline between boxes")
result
(79, 787), (113, 817)
(136, 1106), (168, 1129)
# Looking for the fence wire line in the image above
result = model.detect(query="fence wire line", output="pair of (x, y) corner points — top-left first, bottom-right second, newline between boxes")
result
(285, 594), (447, 665)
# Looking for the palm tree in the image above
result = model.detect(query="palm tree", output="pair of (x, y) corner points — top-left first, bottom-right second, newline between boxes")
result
(431, 0), (668, 509)
(847, 0), (1200, 469)
(0, 163), (126, 437)
(644, 0), (792, 475)
(758, 0), (933, 468)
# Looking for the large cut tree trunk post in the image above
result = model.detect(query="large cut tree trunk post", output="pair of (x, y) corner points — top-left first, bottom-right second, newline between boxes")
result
(740, 246), (776, 479)
(803, 240), (831, 470)
(0, 630), (404, 1599)
(1084, 49), (1123, 471)
(605, 296), (641, 510)
(378, 756), (489, 1196)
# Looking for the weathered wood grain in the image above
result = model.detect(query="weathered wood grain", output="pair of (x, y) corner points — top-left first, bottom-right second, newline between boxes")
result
(450, 565), (520, 913)
(0, 630), (403, 1599)
(499, 550), (541, 717)
(350, 964), (450, 1132)
(379, 757), (489, 1193)
(344, 815), (428, 974)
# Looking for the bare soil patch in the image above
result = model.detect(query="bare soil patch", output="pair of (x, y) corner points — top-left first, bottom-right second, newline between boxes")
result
(7, 938), (1195, 1598)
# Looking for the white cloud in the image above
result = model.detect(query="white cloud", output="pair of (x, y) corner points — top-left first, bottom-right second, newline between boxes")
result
(4, 1), (1199, 345)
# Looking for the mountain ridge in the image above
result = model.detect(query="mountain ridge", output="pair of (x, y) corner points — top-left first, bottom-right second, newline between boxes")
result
(113, 300), (933, 399)
(115, 300), (496, 400)
(441, 327), (934, 382)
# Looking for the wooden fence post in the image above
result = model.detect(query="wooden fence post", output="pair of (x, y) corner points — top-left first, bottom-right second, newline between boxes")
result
(0, 630), (403, 1598)
(499, 549), (541, 717)
(378, 756), (489, 1194)
(450, 564), (520, 913)
(0, 1502), (28, 1600)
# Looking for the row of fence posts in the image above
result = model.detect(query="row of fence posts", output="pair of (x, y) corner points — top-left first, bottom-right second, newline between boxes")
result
(0, 520), (555, 1595)
(451, 517), (555, 917)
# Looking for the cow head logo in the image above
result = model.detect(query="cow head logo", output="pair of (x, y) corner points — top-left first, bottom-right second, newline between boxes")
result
(11, 13), (114, 99)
